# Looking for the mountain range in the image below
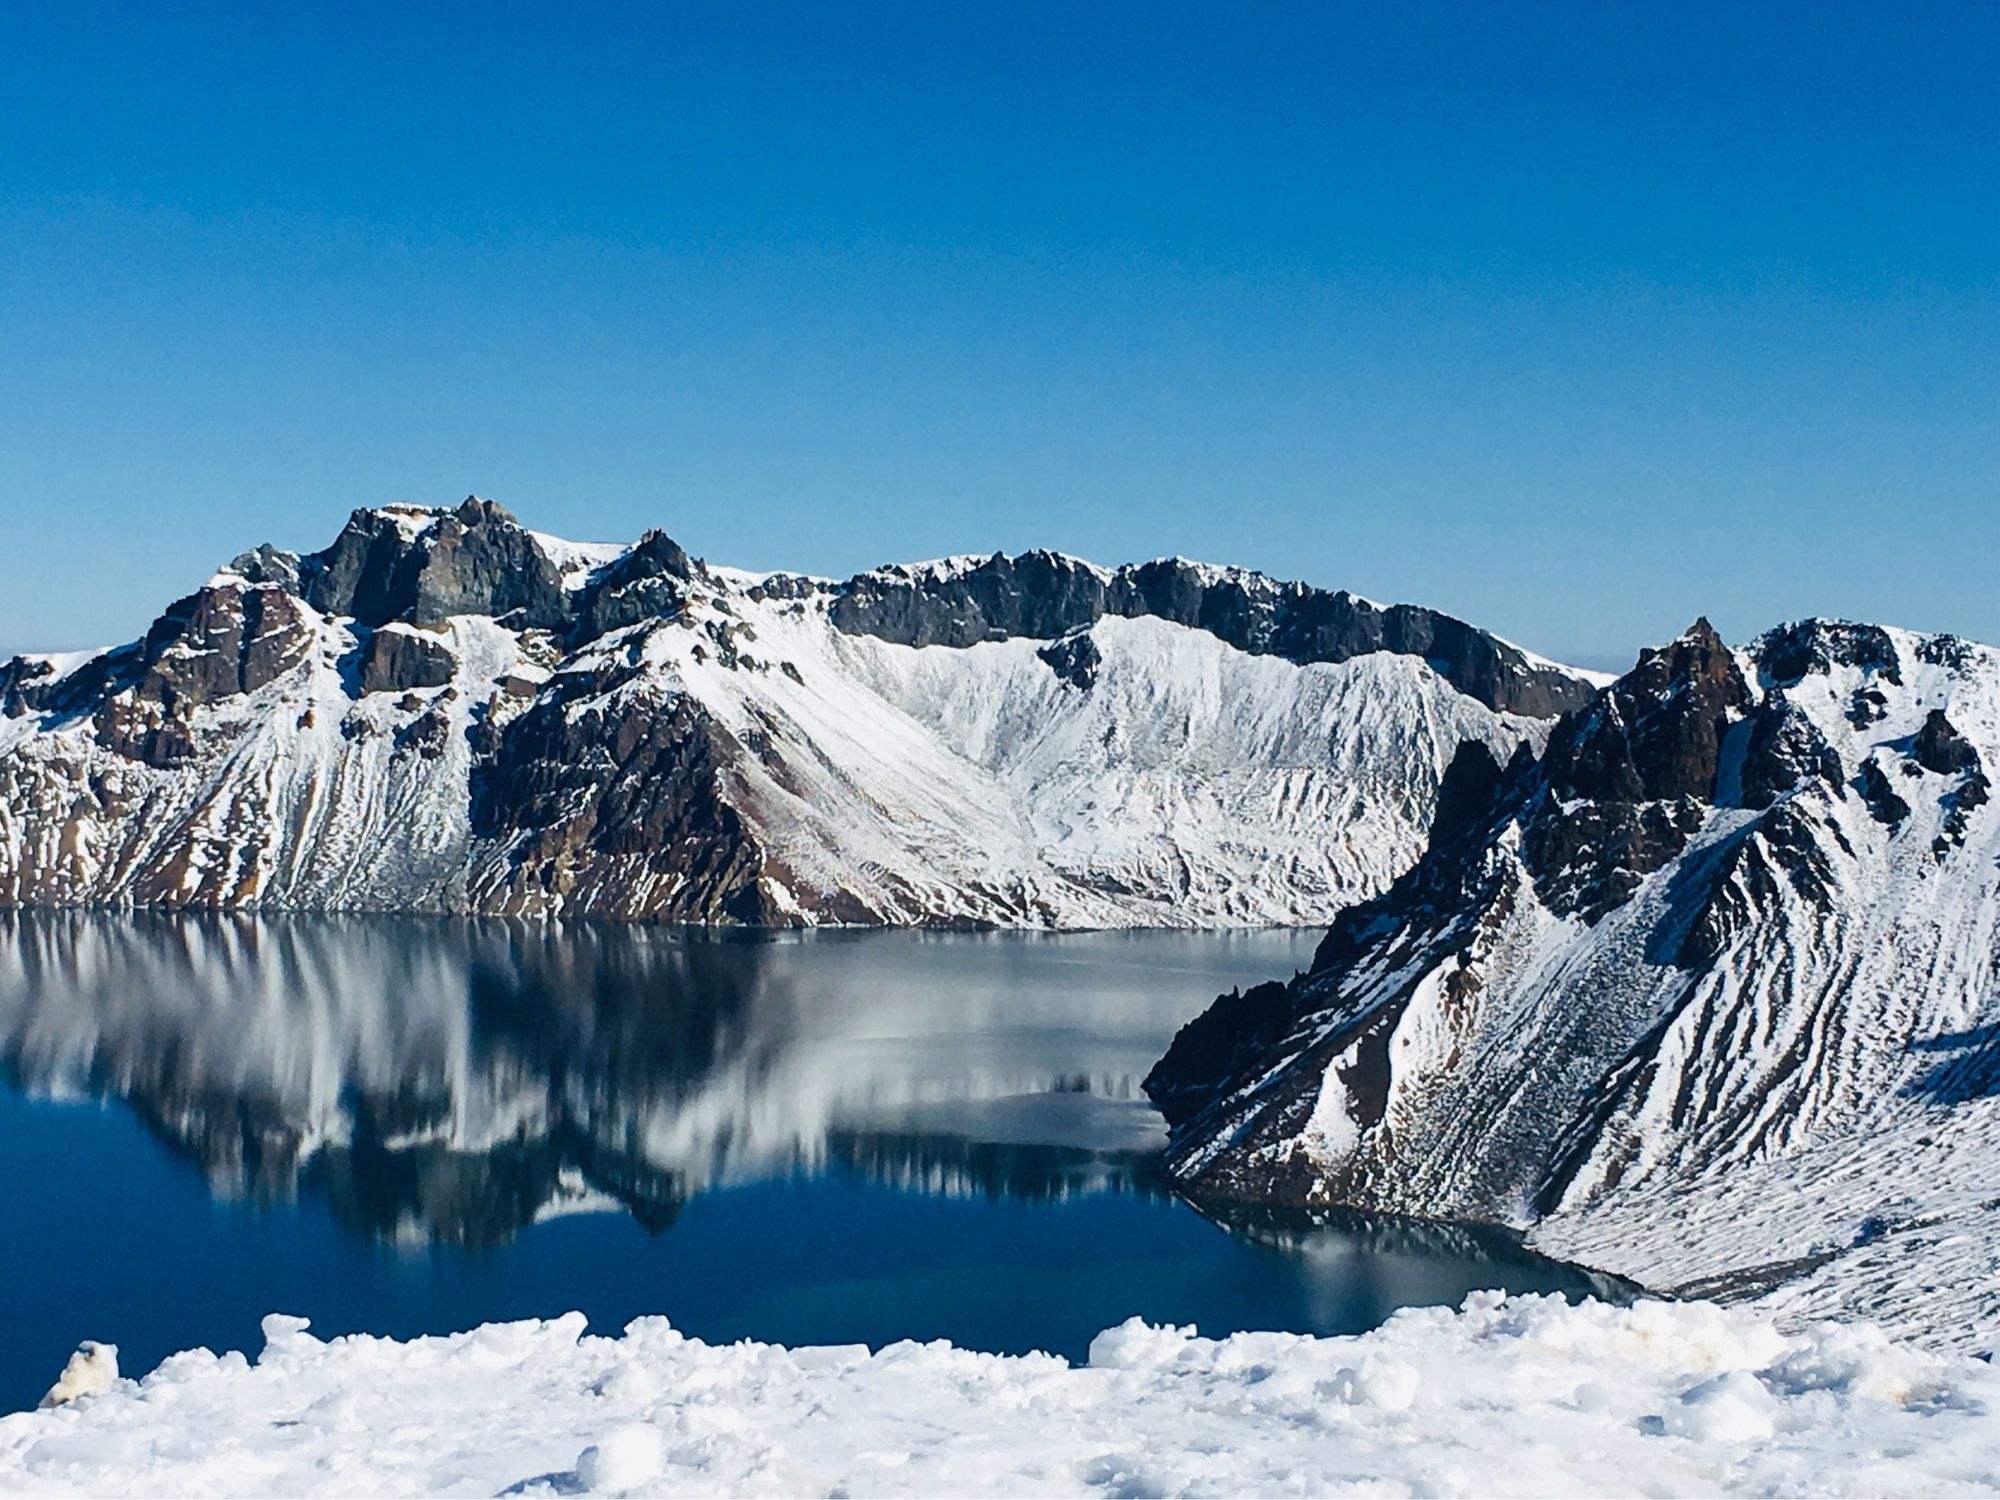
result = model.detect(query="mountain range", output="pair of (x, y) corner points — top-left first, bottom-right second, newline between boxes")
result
(0, 497), (1599, 928)
(12, 495), (1998, 1341)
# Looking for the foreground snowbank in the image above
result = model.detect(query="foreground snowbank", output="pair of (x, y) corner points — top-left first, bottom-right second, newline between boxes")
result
(5, 1295), (1997, 1497)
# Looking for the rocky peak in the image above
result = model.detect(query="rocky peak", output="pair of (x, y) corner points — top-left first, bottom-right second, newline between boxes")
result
(1542, 618), (1750, 806)
(572, 528), (701, 643)
(829, 550), (1113, 649)
(133, 582), (315, 711)
(40, 580), (324, 766)
(451, 495), (517, 529)
(1757, 618), (1903, 689)
(409, 499), (568, 628)
(296, 506), (436, 624)
(1507, 620), (1753, 920)
(298, 498), (568, 630)
(225, 543), (303, 592)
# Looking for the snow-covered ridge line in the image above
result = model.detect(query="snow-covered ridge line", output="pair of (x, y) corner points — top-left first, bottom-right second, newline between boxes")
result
(8, 1294), (1995, 1495)
(282, 499), (1603, 718)
(1145, 613), (2000, 1347)
(0, 495), (1589, 929)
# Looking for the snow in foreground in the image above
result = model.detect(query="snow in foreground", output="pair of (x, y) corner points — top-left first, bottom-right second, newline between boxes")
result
(6, 1295), (1998, 1497)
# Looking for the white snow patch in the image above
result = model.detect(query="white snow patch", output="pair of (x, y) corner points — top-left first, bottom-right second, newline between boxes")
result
(11, 649), (106, 683)
(527, 531), (631, 590)
(4, 1296), (1996, 1495)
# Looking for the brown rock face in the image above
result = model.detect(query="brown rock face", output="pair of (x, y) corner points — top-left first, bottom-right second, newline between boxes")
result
(301, 498), (570, 631)
(1541, 620), (1750, 806)
(92, 700), (199, 768)
(1521, 620), (1752, 920)
(80, 583), (316, 765)
(133, 583), (316, 711)
(467, 667), (770, 922)
(358, 627), (457, 694)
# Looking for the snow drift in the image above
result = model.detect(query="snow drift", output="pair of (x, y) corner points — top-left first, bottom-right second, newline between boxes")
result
(4, 1295), (1994, 1496)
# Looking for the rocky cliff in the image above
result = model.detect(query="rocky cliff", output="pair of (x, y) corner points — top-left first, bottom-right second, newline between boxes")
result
(1143, 615), (2000, 1333)
(0, 498), (1600, 928)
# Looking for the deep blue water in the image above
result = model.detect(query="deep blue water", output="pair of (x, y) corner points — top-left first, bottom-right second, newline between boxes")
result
(0, 914), (1612, 1414)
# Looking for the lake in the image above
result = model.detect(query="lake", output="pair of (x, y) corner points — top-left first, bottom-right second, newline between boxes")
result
(0, 913), (1617, 1414)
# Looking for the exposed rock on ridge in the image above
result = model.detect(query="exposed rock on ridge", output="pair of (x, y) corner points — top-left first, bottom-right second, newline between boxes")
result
(830, 551), (1596, 717)
(1144, 615), (2000, 1330)
(0, 498), (1601, 928)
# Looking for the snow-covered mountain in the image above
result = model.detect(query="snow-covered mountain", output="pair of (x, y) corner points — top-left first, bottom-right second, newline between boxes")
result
(0, 498), (1598, 928)
(1144, 615), (2000, 1342)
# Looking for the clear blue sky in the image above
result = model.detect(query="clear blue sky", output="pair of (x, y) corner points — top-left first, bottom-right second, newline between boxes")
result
(3, 1), (1994, 669)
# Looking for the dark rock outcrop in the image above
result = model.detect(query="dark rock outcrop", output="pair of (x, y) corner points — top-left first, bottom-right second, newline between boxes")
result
(61, 582), (323, 754)
(831, 552), (1112, 650)
(1037, 630), (1102, 691)
(1759, 619), (1901, 688)
(300, 498), (569, 630)
(468, 666), (771, 922)
(1857, 759), (1912, 827)
(92, 700), (199, 768)
(1913, 709), (1983, 778)
(1738, 700), (1844, 809)
(830, 553), (1596, 717)
(1146, 980), (1294, 1127)
(358, 627), (457, 694)
(395, 705), (455, 760)
(0, 656), (59, 718)
(572, 529), (698, 643)
(225, 544), (303, 592)
(1938, 771), (1992, 857)
(1523, 620), (1750, 920)
(1540, 621), (1750, 806)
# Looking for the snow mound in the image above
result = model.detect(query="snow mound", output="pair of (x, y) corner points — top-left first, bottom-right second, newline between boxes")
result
(4, 1295), (1997, 1496)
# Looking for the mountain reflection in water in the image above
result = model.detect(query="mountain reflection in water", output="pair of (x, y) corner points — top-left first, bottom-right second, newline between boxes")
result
(0, 912), (1305, 1246)
(0, 913), (1631, 1416)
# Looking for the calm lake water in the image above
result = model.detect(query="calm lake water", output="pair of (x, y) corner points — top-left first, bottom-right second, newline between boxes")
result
(0, 913), (1615, 1414)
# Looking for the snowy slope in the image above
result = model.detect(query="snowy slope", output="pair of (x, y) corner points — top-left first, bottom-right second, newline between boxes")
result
(1147, 617), (2000, 1342)
(6, 1296), (1997, 1496)
(0, 499), (1595, 929)
(521, 604), (1538, 927)
(0, 598), (533, 912)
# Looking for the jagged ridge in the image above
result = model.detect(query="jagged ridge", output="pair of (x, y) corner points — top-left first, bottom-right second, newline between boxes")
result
(1143, 613), (2000, 1337)
(0, 498), (1600, 929)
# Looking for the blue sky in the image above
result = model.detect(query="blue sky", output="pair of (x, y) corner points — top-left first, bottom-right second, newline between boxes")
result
(3, 1), (1994, 669)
